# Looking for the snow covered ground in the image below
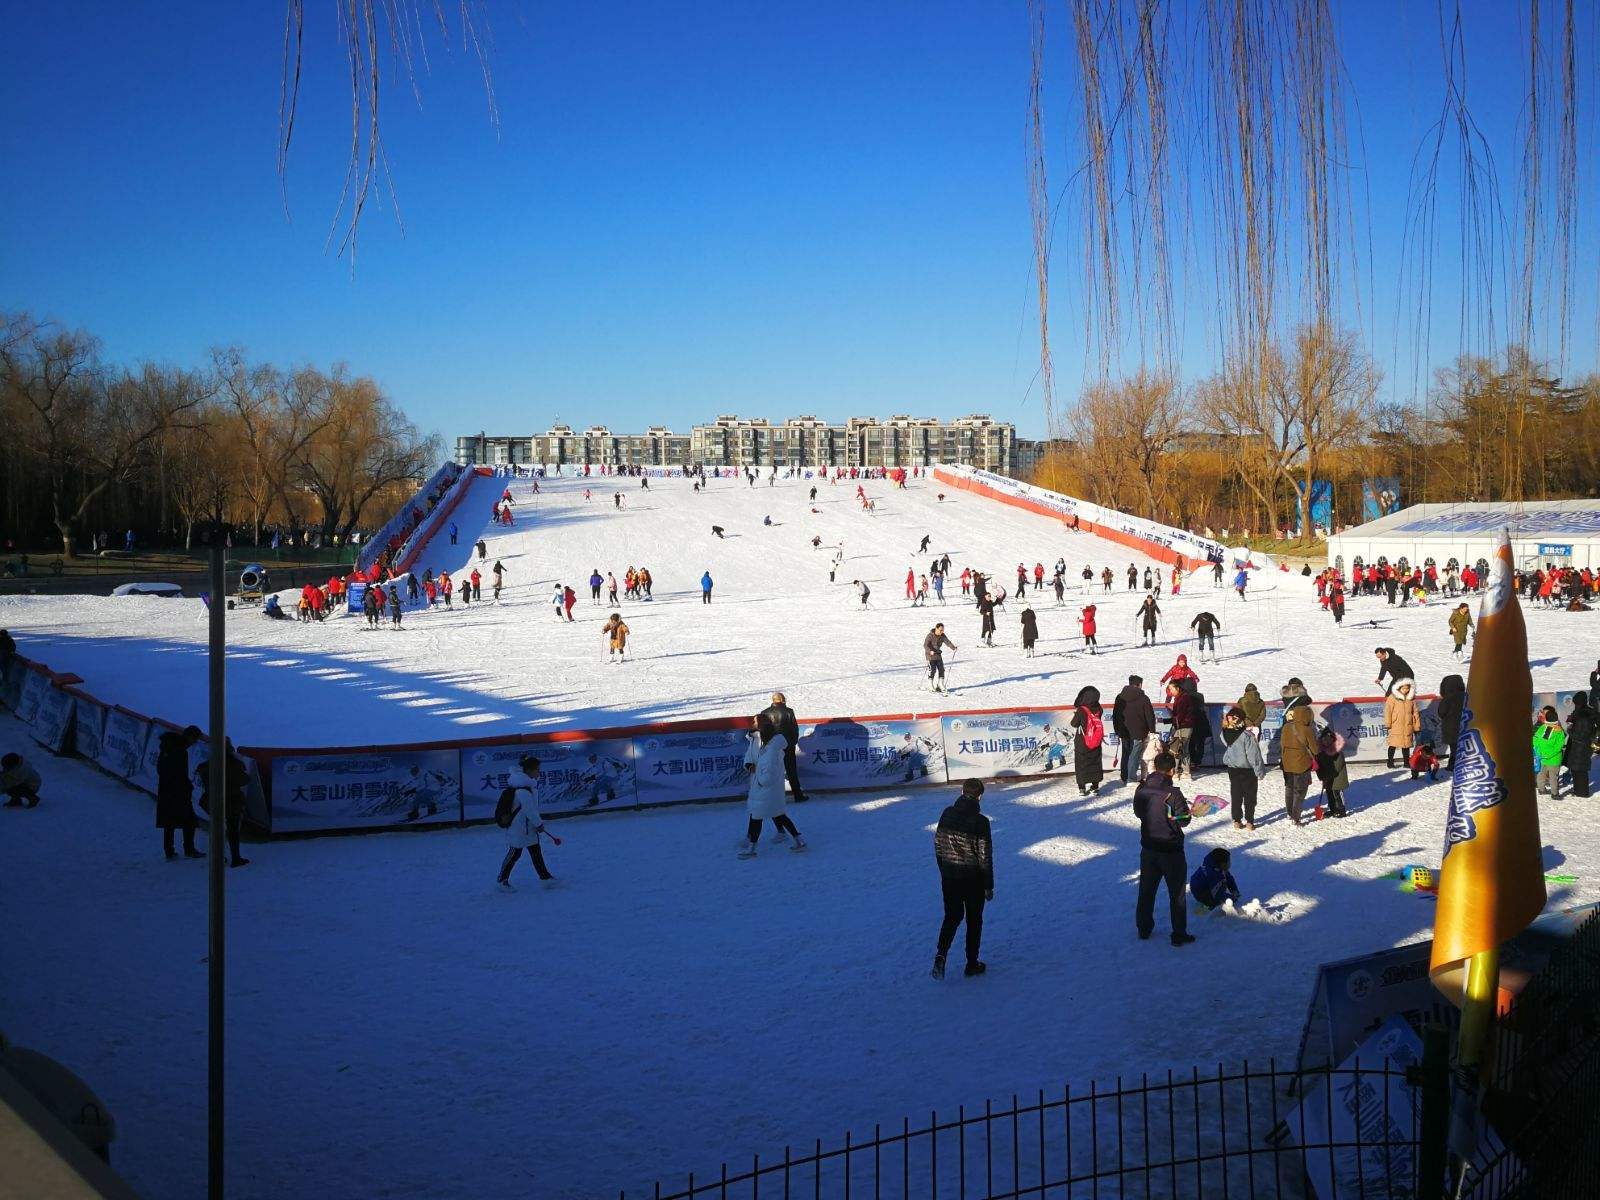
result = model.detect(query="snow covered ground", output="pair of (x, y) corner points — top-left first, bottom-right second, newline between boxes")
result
(2, 710), (1596, 1199)
(4, 471), (1597, 748)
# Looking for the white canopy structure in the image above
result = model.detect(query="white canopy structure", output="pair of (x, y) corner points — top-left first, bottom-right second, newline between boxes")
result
(1328, 501), (1600, 571)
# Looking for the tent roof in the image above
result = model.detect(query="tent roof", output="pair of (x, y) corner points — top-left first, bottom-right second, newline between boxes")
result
(1337, 500), (1600, 542)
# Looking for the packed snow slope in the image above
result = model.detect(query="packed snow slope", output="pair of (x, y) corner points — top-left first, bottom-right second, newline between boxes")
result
(3, 713), (1594, 1200)
(2, 472), (1598, 746)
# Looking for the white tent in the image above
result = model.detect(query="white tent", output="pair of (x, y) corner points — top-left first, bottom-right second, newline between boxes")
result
(1327, 501), (1600, 571)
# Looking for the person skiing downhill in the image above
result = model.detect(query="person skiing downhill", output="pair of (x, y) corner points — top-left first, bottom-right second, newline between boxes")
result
(1233, 567), (1249, 601)
(931, 778), (993, 979)
(1137, 595), (1161, 646)
(492, 561), (505, 600)
(924, 623), (957, 692)
(1189, 612), (1221, 662)
(919, 534), (932, 554)
(854, 579), (871, 608)
(602, 612), (629, 662)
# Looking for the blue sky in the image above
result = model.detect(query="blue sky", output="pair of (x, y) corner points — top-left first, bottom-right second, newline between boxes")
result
(2, 2), (1594, 443)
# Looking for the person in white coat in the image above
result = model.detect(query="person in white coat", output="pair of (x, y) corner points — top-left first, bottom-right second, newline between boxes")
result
(738, 713), (805, 858)
(498, 755), (555, 889)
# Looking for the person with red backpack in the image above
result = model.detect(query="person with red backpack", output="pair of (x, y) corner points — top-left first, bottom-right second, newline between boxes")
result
(1071, 685), (1106, 796)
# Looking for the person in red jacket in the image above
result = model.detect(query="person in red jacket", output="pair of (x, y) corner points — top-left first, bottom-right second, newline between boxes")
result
(563, 585), (577, 621)
(424, 578), (438, 606)
(441, 572), (454, 608)
(905, 568), (916, 600)
(1160, 654), (1198, 689)
(1079, 604), (1098, 654)
(469, 568), (482, 601)
(1033, 563), (1045, 588)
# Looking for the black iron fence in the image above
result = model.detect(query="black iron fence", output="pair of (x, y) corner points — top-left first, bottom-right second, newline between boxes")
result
(626, 1060), (1420, 1200)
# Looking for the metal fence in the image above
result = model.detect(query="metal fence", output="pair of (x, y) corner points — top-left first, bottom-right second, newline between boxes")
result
(626, 1061), (1420, 1200)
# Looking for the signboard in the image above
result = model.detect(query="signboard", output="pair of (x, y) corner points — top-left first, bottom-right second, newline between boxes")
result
(71, 697), (106, 764)
(270, 748), (461, 830)
(131, 724), (180, 797)
(14, 668), (49, 726)
(942, 711), (1056, 779)
(795, 717), (947, 791)
(1361, 478), (1401, 522)
(632, 727), (753, 805)
(1537, 543), (1573, 557)
(1314, 700), (1390, 763)
(460, 737), (638, 820)
(99, 708), (150, 779)
(29, 683), (75, 754)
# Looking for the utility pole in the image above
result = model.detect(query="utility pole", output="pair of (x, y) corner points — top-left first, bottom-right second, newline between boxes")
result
(207, 545), (227, 1199)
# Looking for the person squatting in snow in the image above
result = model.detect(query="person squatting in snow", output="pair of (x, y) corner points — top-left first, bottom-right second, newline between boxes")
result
(497, 755), (555, 889)
(738, 712), (805, 857)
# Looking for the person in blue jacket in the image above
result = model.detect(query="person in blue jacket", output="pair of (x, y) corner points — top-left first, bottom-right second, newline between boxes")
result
(448, 521), (458, 545)
(1190, 847), (1241, 910)
(701, 571), (714, 604)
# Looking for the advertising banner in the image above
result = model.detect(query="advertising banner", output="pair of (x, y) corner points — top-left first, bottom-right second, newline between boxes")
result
(71, 696), (106, 764)
(1315, 700), (1391, 763)
(131, 724), (178, 797)
(795, 716), (948, 791)
(99, 708), (151, 779)
(632, 727), (753, 805)
(460, 737), (638, 820)
(14, 668), (49, 726)
(942, 710), (1056, 779)
(29, 683), (75, 754)
(270, 749), (461, 830)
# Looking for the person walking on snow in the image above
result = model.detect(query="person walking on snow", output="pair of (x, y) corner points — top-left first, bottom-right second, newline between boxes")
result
(1020, 607), (1038, 656)
(931, 778), (993, 978)
(1133, 752), (1194, 946)
(155, 725), (204, 857)
(1079, 604), (1098, 653)
(1137, 595), (1161, 646)
(589, 569), (603, 602)
(760, 692), (809, 801)
(1279, 684), (1319, 824)
(497, 756), (555, 889)
(1071, 686), (1105, 796)
(700, 571), (714, 604)
(470, 568), (481, 601)
(1112, 676), (1156, 786)
(1448, 604), (1472, 658)
(562, 585), (578, 621)
(738, 712), (805, 857)
(602, 612), (629, 662)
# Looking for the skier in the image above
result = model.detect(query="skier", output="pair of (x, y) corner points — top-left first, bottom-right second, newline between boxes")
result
(854, 579), (871, 608)
(712, 525), (725, 539)
(1015, 563), (1028, 595)
(700, 570), (714, 604)
(1019, 607), (1038, 656)
(441, 571), (453, 608)
(1133, 752), (1194, 946)
(906, 568), (917, 600)
(919, 534), (931, 554)
(1079, 603), (1098, 653)
(387, 585), (403, 627)
(563, 585), (578, 622)
(1127, 564), (1138, 591)
(1052, 573), (1065, 605)
(1071, 686), (1105, 796)
(449, 521), (458, 546)
(913, 575), (929, 607)
(492, 561), (504, 601)
(602, 612), (630, 662)
(960, 567), (973, 596)
(1160, 653), (1198, 688)
(1101, 567), (1114, 593)
(830, 546), (844, 583)
(1189, 611), (1221, 662)
(476, 539), (487, 562)
(583, 753), (621, 805)
(470, 568), (482, 602)
(1212, 560), (1225, 587)
(977, 592), (999, 646)
(589, 569), (604, 603)
(362, 586), (381, 628)
(1142, 566), (1154, 591)
(737, 713), (805, 857)
(496, 755), (555, 890)
(1137, 594), (1161, 646)
(931, 572), (945, 604)
(924, 623), (956, 693)
(1233, 566), (1249, 601)
(607, 572), (619, 604)
(931, 778), (993, 979)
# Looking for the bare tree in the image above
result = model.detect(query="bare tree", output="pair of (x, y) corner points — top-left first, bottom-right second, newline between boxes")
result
(1071, 371), (1184, 520)
(216, 349), (333, 542)
(1198, 347), (1303, 534)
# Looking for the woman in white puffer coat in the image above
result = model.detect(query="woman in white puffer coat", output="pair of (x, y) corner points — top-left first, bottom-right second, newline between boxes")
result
(738, 713), (806, 858)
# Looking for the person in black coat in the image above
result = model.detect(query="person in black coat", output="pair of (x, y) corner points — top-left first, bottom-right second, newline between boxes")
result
(1071, 685), (1104, 795)
(196, 739), (251, 868)
(1590, 661), (1600, 696)
(156, 725), (204, 859)
(1565, 691), (1595, 799)
(931, 779), (994, 979)
(1112, 676), (1158, 786)
(1374, 648), (1414, 695)
(1436, 674), (1466, 768)
(759, 691), (808, 802)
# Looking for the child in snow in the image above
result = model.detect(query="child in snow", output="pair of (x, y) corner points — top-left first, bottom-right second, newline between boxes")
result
(1408, 741), (1441, 784)
(0, 751), (42, 807)
(1533, 707), (1567, 797)
(1314, 727), (1350, 817)
(497, 755), (554, 889)
(1190, 848), (1241, 910)
(602, 612), (629, 662)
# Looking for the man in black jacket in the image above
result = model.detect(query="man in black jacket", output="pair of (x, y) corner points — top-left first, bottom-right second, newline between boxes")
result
(1133, 753), (1194, 945)
(1113, 676), (1157, 785)
(932, 779), (993, 978)
(196, 739), (251, 868)
(760, 691), (808, 802)
(1374, 647), (1414, 695)
(156, 725), (204, 860)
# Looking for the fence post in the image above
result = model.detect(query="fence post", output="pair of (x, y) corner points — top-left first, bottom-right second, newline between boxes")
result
(1409, 1024), (1450, 1200)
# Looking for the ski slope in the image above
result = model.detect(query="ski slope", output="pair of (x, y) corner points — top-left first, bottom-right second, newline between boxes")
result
(3, 710), (1594, 1200)
(4, 471), (1599, 748)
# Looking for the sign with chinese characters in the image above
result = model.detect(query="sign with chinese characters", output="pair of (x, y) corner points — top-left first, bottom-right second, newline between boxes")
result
(632, 727), (753, 805)
(28, 681), (75, 754)
(98, 708), (151, 780)
(794, 717), (947, 791)
(269, 748), (461, 830)
(941, 711), (1057, 779)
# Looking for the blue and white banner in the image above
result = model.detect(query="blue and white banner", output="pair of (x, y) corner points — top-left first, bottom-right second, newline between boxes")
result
(99, 709), (151, 780)
(1314, 700), (1389, 763)
(795, 717), (948, 790)
(633, 728), (753, 805)
(270, 748), (461, 830)
(942, 710), (1057, 779)
(29, 683), (75, 754)
(130, 725), (178, 797)
(460, 737), (638, 820)
(14, 668), (49, 726)
(71, 696), (106, 764)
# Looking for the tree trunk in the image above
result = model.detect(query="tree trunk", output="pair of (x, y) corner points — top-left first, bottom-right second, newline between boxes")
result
(57, 521), (75, 559)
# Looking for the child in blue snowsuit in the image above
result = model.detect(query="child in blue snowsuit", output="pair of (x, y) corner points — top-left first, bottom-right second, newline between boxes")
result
(1190, 847), (1241, 909)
